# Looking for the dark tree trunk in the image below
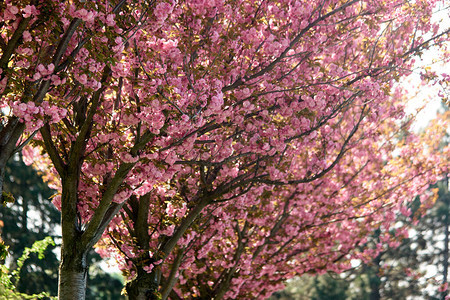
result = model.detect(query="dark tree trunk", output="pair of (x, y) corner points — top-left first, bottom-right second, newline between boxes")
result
(126, 267), (162, 300)
(369, 254), (382, 300)
(0, 120), (25, 203)
(441, 175), (449, 300)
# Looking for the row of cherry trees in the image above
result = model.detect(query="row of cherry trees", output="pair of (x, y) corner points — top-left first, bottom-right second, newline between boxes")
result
(1, 0), (449, 299)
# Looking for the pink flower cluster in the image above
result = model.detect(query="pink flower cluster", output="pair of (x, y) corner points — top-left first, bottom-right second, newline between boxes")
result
(11, 100), (67, 132)
(1, 4), (39, 21)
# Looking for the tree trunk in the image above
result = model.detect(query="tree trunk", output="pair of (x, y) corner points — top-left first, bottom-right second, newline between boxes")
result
(21, 192), (28, 231)
(58, 245), (88, 300)
(126, 267), (162, 300)
(369, 254), (382, 300)
(442, 175), (449, 300)
(0, 119), (25, 203)
(57, 174), (89, 300)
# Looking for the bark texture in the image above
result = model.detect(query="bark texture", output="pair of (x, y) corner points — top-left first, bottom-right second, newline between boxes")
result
(58, 250), (88, 300)
(126, 268), (162, 300)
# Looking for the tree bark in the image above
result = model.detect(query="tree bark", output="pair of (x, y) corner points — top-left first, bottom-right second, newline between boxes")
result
(125, 194), (162, 300)
(126, 267), (162, 300)
(442, 175), (449, 300)
(369, 254), (382, 300)
(57, 172), (89, 300)
(58, 251), (88, 300)
(0, 120), (25, 203)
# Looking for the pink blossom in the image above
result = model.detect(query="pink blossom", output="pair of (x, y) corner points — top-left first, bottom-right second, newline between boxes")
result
(22, 31), (32, 42)
(22, 5), (38, 18)
(76, 74), (88, 85)
(8, 5), (19, 15)
(32, 72), (42, 81)
(0, 77), (7, 94)
(143, 264), (154, 273)
(165, 202), (175, 217)
(154, 2), (173, 22)
(106, 14), (116, 26)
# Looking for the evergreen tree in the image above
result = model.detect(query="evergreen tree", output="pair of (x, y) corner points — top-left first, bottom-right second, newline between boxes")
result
(1, 154), (126, 299)
(1, 153), (60, 295)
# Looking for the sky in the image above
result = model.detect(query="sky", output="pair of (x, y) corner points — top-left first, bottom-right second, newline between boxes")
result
(405, 3), (449, 132)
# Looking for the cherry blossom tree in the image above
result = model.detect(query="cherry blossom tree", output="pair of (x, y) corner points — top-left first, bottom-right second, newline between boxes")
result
(1, 0), (449, 299)
(98, 97), (449, 299)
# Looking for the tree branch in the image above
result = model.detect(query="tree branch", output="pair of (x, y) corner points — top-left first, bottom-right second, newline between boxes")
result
(160, 248), (184, 300)
(222, 0), (361, 92)
(40, 123), (66, 176)
(0, 17), (31, 69)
